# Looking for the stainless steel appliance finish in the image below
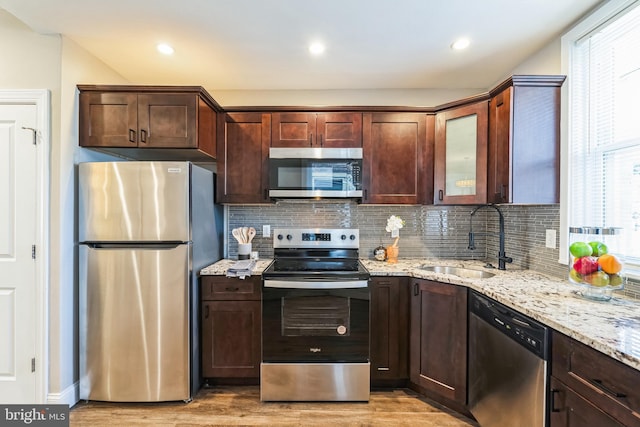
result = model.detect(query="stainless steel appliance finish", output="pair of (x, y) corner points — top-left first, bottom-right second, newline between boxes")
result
(261, 228), (370, 402)
(78, 161), (221, 402)
(268, 148), (363, 199)
(468, 290), (549, 427)
(260, 363), (371, 402)
(269, 147), (363, 159)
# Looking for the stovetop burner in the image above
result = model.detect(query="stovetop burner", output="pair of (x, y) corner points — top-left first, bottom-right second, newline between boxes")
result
(262, 228), (369, 281)
(271, 258), (361, 272)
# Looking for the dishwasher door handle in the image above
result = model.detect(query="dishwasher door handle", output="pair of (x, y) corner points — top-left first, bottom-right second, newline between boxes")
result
(511, 316), (533, 328)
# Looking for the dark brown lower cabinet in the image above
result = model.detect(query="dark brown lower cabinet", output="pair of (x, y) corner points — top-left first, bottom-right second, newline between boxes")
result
(370, 277), (409, 386)
(201, 276), (261, 382)
(549, 377), (623, 427)
(409, 279), (467, 407)
(550, 331), (640, 427)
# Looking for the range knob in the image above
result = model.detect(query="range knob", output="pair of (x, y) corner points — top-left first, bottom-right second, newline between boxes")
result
(350, 234), (356, 241)
(286, 234), (293, 241)
(277, 234), (284, 240)
(341, 234), (347, 240)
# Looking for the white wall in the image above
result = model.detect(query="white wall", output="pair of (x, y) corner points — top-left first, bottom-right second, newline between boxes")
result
(1, 8), (127, 404)
(209, 87), (484, 107)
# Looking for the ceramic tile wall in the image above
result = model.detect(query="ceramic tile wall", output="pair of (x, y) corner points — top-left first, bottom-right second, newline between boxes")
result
(227, 202), (639, 299)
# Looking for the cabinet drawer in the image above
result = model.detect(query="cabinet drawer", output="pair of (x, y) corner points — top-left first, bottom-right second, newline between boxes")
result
(552, 331), (640, 426)
(201, 276), (261, 301)
(550, 376), (623, 427)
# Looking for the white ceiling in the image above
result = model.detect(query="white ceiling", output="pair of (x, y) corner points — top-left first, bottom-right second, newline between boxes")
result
(1, 0), (603, 97)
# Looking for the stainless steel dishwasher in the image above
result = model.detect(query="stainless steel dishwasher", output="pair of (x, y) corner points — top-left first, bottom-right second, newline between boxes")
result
(468, 290), (550, 427)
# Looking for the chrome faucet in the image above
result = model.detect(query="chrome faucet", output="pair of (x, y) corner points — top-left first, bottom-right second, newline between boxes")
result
(468, 204), (513, 270)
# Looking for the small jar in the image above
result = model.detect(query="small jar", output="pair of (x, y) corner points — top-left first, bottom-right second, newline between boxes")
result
(373, 245), (387, 262)
(568, 226), (626, 301)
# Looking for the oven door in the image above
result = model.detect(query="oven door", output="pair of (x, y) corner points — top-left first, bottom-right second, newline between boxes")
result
(262, 279), (370, 363)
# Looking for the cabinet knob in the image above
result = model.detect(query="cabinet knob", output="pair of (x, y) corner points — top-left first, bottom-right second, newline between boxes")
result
(438, 190), (444, 201)
(128, 129), (136, 143)
(140, 129), (147, 143)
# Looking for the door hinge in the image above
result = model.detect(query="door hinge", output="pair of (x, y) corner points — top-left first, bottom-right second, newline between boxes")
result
(31, 358), (35, 372)
(32, 245), (36, 259)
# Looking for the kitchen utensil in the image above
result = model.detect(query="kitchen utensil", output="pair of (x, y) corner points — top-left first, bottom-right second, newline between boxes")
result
(242, 226), (250, 243)
(232, 228), (244, 243)
(247, 227), (256, 242)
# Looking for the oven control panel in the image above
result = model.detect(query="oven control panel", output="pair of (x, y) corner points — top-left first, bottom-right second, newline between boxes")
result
(302, 232), (332, 241)
(273, 228), (359, 249)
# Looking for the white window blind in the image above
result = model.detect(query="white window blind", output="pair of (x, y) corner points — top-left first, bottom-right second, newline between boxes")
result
(569, 2), (640, 269)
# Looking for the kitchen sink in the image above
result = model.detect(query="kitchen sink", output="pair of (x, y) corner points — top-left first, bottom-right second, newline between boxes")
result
(419, 265), (495, 279)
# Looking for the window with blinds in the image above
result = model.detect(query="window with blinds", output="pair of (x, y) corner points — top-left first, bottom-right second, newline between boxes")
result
(568, 2), (640, 270)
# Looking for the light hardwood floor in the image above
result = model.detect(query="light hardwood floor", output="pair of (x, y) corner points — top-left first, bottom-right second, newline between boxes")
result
(70, 386), (479, 426)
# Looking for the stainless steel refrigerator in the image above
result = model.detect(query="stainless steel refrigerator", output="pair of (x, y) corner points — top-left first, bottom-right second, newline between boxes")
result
(78, 161), (222, 402)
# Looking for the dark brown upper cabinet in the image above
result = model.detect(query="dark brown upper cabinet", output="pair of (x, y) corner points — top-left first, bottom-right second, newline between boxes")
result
(488, 75), (566, 204)
(271, 112), (362, 148)
(216, 112), (271, 204)
(78, 85), (219, 161)
(362, 112), (433, 204)
(434, 101), (488, 205)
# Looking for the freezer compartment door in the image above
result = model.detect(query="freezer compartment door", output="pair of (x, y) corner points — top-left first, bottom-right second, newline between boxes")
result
(79, 244), (191, 402)
(79, 161), (191, 242)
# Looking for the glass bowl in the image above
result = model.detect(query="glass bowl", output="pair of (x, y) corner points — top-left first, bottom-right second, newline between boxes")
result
(569, 281), (623, 301)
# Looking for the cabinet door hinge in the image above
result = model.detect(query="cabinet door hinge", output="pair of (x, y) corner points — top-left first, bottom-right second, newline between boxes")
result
(31, 358), (36, 372)
(32, 245), (36, 259)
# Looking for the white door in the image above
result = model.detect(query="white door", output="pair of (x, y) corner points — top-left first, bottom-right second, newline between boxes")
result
(0, 104), (39, 403)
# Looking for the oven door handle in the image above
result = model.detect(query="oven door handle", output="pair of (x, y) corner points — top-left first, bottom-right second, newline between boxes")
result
(263, 280), (369, 289)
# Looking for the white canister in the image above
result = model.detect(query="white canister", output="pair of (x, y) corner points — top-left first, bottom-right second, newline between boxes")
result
(238, 243), (252, 260)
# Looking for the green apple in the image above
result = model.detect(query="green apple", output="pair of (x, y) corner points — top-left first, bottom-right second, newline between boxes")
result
(570, 242), (593, 258)
(588, 241), (608, 257)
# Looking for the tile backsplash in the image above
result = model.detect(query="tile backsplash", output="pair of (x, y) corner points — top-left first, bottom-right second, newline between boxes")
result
(227, 201), (639, 299)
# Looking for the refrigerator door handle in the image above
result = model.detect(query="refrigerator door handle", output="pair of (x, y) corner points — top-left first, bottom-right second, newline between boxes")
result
(84, 242), (187, 250)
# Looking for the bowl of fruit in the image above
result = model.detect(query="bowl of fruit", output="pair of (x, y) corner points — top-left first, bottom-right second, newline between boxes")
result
(568, 227), (626, 301)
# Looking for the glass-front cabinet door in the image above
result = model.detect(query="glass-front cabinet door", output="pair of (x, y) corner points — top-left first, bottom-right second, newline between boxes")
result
(434, 101), (488, 204)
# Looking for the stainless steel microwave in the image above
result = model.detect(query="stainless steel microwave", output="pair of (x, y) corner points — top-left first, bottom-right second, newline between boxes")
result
(268, 147), (363, 198)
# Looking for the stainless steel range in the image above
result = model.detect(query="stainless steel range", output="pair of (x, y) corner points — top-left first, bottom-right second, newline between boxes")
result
(260, 228), (371, 402)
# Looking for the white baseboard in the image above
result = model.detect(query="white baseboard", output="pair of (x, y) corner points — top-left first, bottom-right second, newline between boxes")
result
(47, 381), (79, 407)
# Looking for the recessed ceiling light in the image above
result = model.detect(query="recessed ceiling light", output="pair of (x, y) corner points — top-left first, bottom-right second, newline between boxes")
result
(156, 43), (175, 55)
(451, 38), (471, 50)
(309, 42), (325, 55)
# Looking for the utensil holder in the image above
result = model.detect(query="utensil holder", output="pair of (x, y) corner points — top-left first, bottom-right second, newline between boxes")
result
(238, 243), (252, 260)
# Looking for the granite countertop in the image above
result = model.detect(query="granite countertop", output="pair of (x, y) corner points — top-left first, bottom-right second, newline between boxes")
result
(201, 257), (640, 372)
(200, 258), (274, 275)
